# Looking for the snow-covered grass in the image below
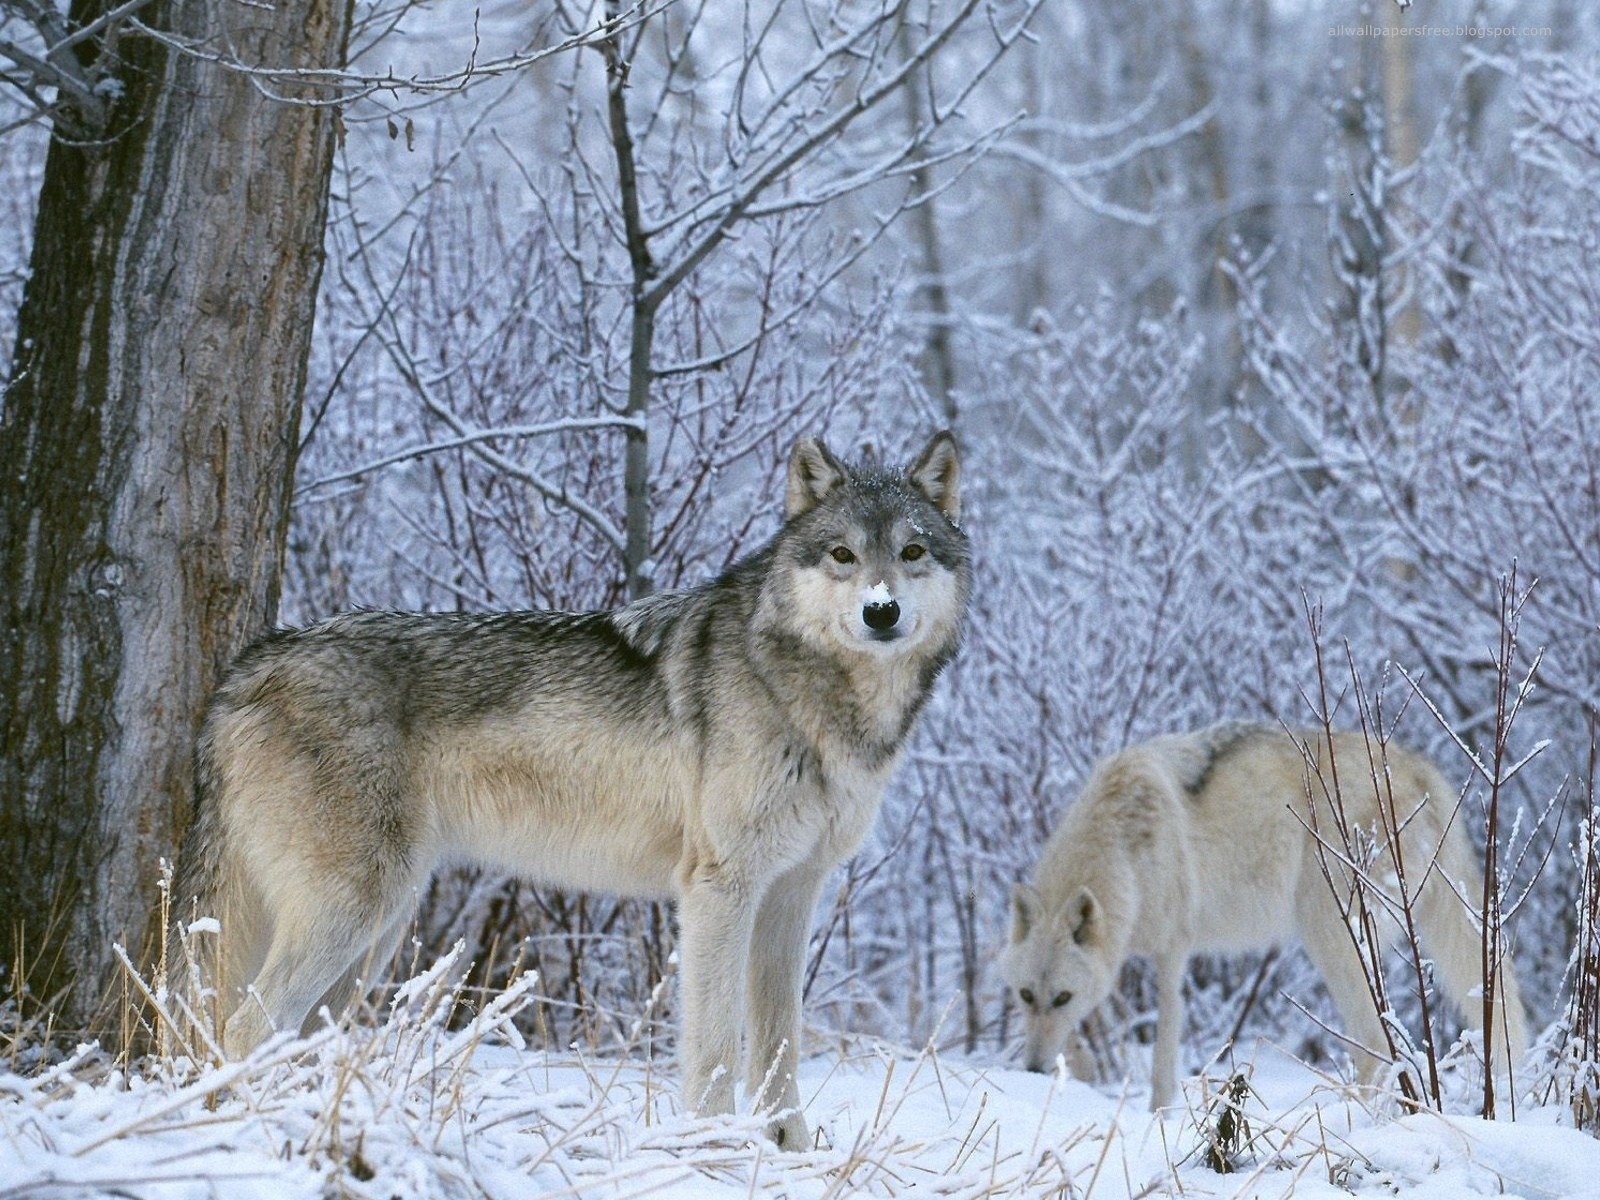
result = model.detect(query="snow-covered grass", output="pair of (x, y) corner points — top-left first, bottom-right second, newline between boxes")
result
(3, 951), (1597, 1200)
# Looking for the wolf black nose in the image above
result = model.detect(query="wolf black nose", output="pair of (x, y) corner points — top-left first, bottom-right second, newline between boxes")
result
(863, 599), (900, 631)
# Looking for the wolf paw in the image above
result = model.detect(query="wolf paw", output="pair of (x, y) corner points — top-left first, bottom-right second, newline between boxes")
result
(766, 1110), (809, 1150)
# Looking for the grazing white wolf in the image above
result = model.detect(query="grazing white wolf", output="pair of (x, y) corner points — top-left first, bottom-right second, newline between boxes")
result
(1000, 722), (1527, 1109)
(173, 432), (970, 1148)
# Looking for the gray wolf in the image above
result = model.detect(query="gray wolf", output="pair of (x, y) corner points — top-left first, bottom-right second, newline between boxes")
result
(173, 432), (969, 1148)
(1000, 722), (1527, 1109)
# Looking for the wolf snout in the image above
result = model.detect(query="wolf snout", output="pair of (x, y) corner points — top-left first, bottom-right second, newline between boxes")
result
(862, 598), (900, 631)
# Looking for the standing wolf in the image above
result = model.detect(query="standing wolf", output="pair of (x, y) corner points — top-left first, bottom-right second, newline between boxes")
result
(1000, 722), (1527, 1109)
(173, 432), (969, 1147)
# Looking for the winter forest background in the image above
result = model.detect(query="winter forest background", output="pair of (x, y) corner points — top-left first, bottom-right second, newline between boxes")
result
(5, 0), (1600, 1138)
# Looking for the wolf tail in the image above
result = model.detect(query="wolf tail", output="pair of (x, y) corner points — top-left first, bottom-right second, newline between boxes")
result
(1412, 759), (1528, 1098)
(164, 708), (267, 1057)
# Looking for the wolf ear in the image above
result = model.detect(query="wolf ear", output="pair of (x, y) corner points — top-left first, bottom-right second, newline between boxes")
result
(908, 430), (960, 522)
(1069, 888), (1099, 945)
(786, 436), (847, 518)
(1010, 883), (1040, 943)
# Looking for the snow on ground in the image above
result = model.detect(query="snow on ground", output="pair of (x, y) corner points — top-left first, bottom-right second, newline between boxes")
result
(2, 959), (1596, 1199)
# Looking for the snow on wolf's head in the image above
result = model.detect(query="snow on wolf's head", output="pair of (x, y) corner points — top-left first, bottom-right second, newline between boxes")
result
(767, 432), (969, 662)
(1000, 883), (1118, 1074)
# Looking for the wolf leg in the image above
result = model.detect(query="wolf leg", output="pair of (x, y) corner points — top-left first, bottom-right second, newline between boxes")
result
(1295, 893), (1391, 1088)
(302, 913), (412, 1036)
(222, 905), (389, 1058)
(1150, 951), (1187, 1109)
(676, 867), (758, 1119)
(1414, 834), (1527, 1104)
(1067, 1031), (1098, 1081)
(745, 864), (828, 1149)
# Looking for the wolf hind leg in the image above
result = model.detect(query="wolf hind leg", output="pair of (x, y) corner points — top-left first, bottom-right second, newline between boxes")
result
(222, 718), (419, 1056)
(165, 867), (272, 1057)
(222, 898), (398, 1058)
(303, 912), (414, 1035)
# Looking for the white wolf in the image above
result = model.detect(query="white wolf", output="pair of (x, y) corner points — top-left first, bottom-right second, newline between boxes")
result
(173, 432), (970, 1148)
(1000, 722), (1527, 1109)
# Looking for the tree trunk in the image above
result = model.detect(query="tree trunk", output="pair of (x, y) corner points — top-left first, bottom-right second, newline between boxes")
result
(1380, 0), (1420, 359)
(601, 7), (657, 602)
(0, 0), (353, 1029)
(904, 168), (956, 424)
(1176, 0), (1236, 422)
(898, 23), (956, 424)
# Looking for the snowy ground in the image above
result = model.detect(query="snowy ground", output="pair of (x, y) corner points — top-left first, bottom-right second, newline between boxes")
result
(3, 960), (1597, 1200)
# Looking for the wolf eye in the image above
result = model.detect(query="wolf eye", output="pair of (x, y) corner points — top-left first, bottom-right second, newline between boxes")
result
(901, 543), (926, 562)
(1052, 991), (1072, 1009)
(1018, 988), (1035, 1007)
(830, 546), (855, 564)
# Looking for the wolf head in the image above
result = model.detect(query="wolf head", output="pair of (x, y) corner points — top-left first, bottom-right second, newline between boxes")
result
(765, 431), (969, 662)
(1000, 883), (1117, 1073)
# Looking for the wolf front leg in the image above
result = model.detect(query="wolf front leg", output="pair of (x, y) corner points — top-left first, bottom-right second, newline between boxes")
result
(745, 863), (829, 1149)
(1151, 950), (1188, 1110)
(1066, 1029), (1099, 1082)
(676, 865), (759, 1120)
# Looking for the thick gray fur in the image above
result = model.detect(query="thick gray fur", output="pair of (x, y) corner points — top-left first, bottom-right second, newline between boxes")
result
(172, 431), (970, 1149)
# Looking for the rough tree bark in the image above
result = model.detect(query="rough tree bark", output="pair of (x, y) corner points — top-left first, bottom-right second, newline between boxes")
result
(0, 0), (353, 1028)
